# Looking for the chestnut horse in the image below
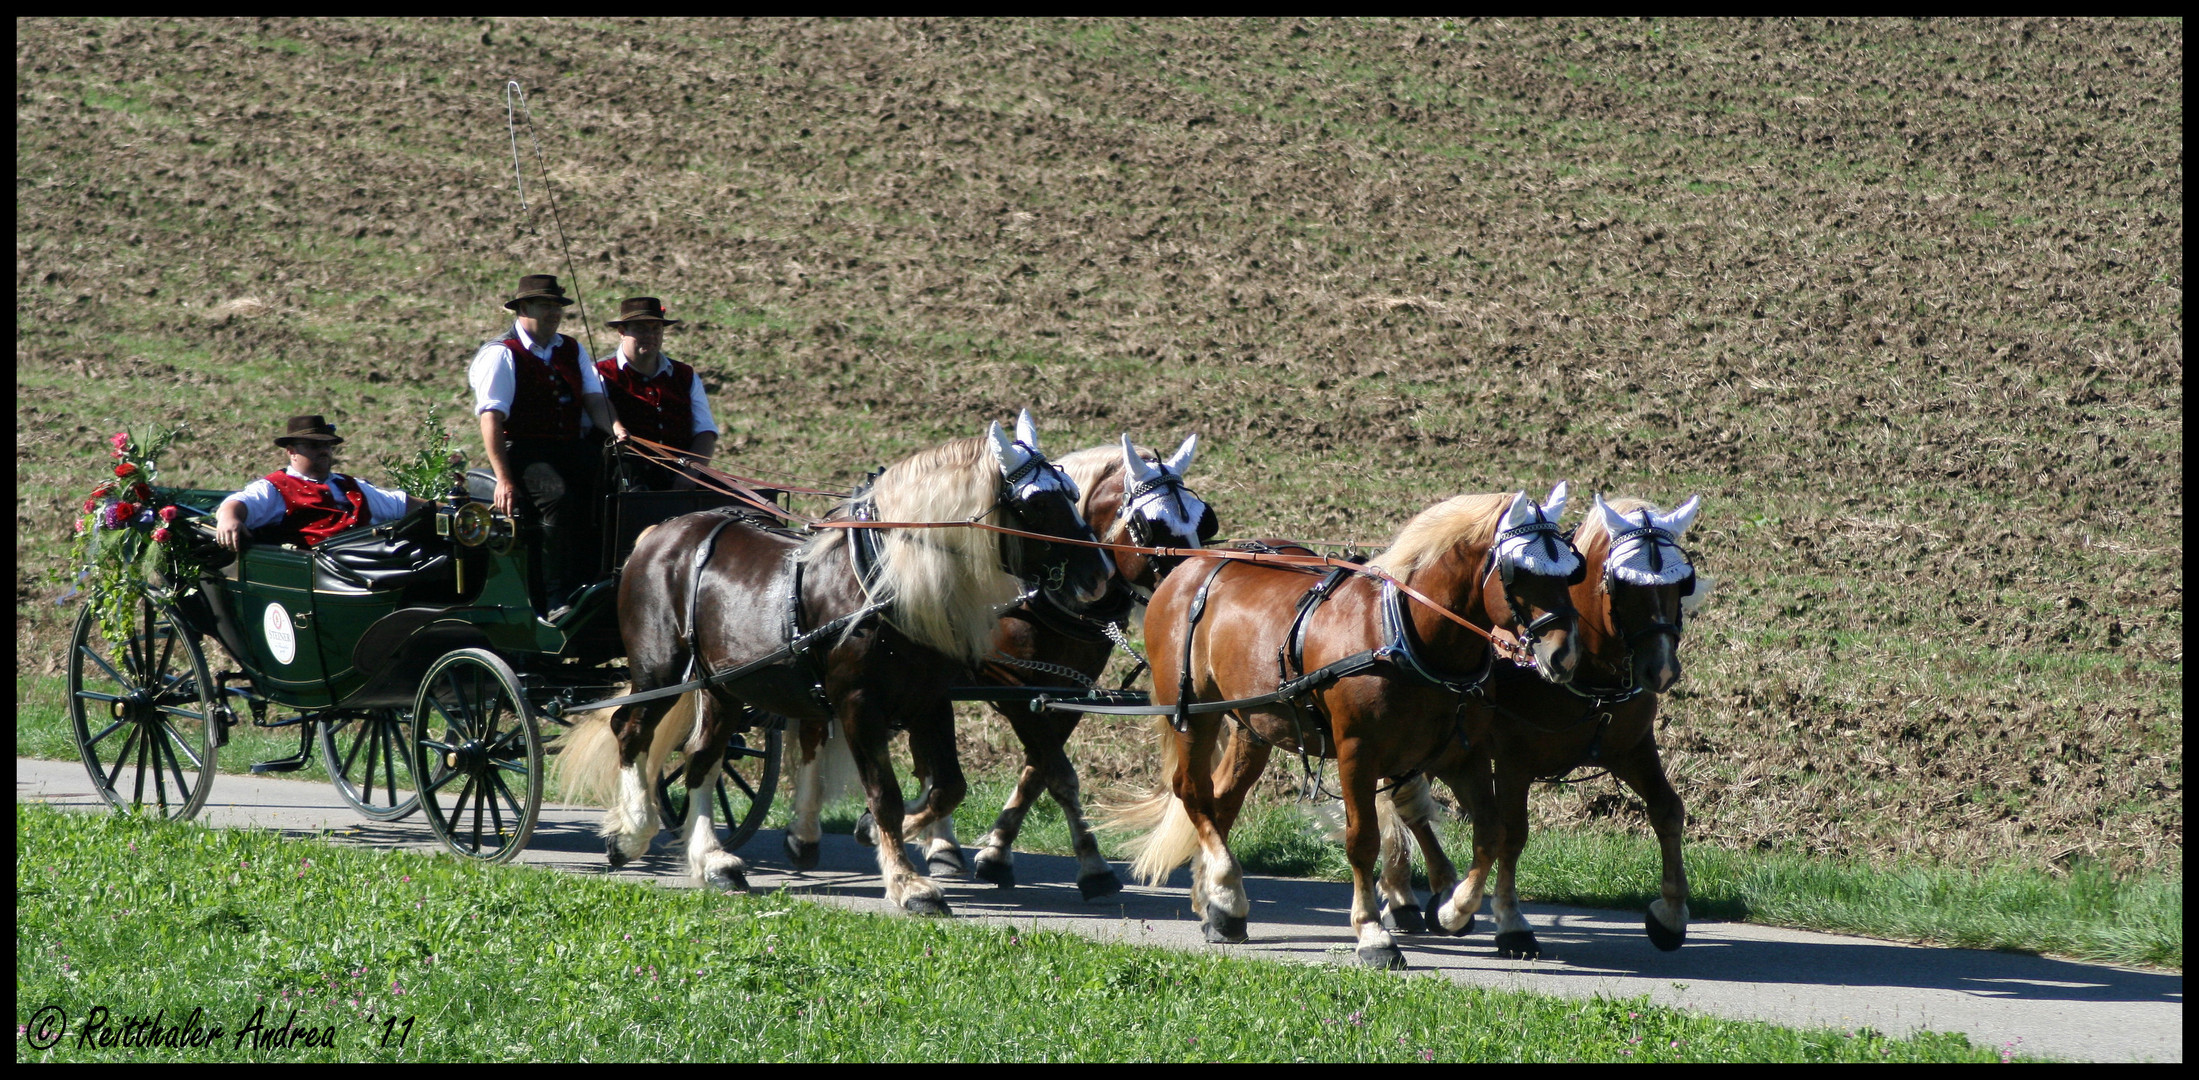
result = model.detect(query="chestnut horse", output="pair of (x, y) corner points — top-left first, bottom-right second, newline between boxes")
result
(1107, 485), (1585, 968)
(1375, 493), (1705, 958)
(822, 434), (1216, 899)
(562, 413), (1112, 915)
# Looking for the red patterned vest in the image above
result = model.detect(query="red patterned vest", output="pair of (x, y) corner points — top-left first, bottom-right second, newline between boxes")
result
(595, 354), (698, 450)
(496, 332), (588, 440)
(262, 471), (370, 547)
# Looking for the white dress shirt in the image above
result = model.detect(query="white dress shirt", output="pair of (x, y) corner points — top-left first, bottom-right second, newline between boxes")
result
(221, 468), (412, 532)
(469, 322), (603, 430)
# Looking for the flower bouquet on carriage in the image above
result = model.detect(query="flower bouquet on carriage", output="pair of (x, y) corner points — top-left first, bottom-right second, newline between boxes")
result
(58, 425), (227, 648)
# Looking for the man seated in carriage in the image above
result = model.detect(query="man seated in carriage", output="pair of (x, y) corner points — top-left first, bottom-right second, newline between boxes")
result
(212, 415), (429, 551)
(594, 296), (720, 492)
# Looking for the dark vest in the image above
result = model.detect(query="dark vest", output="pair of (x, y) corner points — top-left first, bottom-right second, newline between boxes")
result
(596, 354), (699, 450)
(495, 332), (588, 441)
(262, 471), (370, 547)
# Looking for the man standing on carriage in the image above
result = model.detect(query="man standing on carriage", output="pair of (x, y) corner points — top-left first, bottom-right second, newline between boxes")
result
(594, 296), (720, 492)
(469, 273), (624, 620)
(212, 415), (430, 551)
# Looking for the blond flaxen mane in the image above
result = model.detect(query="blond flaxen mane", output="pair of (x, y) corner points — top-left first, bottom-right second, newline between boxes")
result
(1367, 492), (1514, 583)
(799, 435), (1019, 662)
(1053, 443), (1140, 543)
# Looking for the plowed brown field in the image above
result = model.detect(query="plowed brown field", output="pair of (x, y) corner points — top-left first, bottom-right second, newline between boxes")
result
(16, 18), (2181, 873)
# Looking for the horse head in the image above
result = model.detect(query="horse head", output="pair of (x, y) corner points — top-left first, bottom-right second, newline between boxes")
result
(1587, 493), (1702, 694)
(987, 410), (1114, 607)
(1485, 482), (1585, 684)
(1112, 432), (1215, 591)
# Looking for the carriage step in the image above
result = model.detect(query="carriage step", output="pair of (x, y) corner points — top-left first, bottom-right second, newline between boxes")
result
(248, 753), (312, 774)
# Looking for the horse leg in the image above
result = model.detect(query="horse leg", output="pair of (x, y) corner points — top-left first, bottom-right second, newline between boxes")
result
(1339, 754), (1408, 969)
(782, 718), (830, 871)
(972, 758), (1045, 889)
(845, 701), (950, 916)
(676, 692), (751, 892)
(1042, 737), (1123, 901)
(1489, 764), (1540, 960)
(1182, 717), (1265, 943)
(1610, 736), (1690, 951)
(1375, 776), (1434, 934)
(601, 697), (676, 868)
(1430, 759), (1494, 936)
(895, 705), (969, 880)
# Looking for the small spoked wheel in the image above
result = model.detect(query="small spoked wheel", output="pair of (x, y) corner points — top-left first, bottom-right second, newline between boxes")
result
(66, 596), (222, 821)
(410, 649), (542, 863)
(655, 709), (784, 853)
(318, 708), (419, 821)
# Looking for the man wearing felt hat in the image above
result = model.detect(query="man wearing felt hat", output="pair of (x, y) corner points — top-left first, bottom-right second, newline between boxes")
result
(213, 415), (430, 551)
(469, 273), (622, 614)
(595, 296), (720, 492)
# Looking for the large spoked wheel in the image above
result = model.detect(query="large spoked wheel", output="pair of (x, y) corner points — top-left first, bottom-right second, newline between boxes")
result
(318, 709), (419, 821)
(410, 649), (542, 863)
(655, 710), (783, 853)
(66, 596), (221, 821)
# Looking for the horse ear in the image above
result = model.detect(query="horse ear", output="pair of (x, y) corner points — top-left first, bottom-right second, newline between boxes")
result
(1660, 495), (1703, 539)
(988, 420), (1024, 476)
(1594, 493), (1631, 537)
(1541, 480), (1569, 522)
(1502, 490), (1538, 529)
(1122, 434), (1161, 484)
(1165, 432), (1198, 475)
(1015, 408), (1041, 452)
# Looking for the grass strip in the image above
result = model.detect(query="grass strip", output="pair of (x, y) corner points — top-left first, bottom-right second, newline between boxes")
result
(16, 804), (2004, 1062)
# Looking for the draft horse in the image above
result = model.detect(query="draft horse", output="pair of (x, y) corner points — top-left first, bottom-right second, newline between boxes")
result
(565, 413), (1112, 915)
(817, 434), (1217, 899)
(1109, 485), (1586, 968)
(1376, 493), (1706, 958)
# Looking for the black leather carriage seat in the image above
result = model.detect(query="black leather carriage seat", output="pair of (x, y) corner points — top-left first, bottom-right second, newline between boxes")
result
(309, 505), (454, 595)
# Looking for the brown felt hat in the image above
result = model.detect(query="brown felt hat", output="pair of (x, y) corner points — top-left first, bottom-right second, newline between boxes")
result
(276, 415), (344, 446)
(503, 273), (575, 311)
(606, 296), (680, 327)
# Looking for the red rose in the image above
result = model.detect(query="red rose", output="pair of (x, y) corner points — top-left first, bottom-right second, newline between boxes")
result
(114, 463), (137, 479)
(114, 501), (138, 519)
(132, 484), (154, 502)
(152, 527), (173, 544)
(158, 505), (181, 523)
(82, 497), (98, 513)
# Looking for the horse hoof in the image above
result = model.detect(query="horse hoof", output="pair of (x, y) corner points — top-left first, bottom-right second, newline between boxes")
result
(704, 868), (750, 893)
(1355, 944), (1409, 970)
(1645, 910), (1687, 952)
(604, 836), (631, 870)
(1495, 931), (1541, 960)
(852, 811), (877, 848)
(1077, 871), (1123, 901)
(927, 851), (968, 879)
(973, 855), (1016, 889)
(782, 834), (819, 872)
(901, 894), (953, 918)
(1203, 913), (1249, 944)
(1441, 912), (1476, 937)
(1381, 904), (1427, 935)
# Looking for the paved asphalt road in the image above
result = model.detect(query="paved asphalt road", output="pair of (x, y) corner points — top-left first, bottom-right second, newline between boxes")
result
(17, 756), (2180, 1062)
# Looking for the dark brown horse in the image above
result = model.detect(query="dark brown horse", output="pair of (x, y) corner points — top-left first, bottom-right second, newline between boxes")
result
(1107, 485), (1585, 968)
(1375, 493), (1705, 958)
(828, 434), (1216, 899)
(562, 413), (1112, 914)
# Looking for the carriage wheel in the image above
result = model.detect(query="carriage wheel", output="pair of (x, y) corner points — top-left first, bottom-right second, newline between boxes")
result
(66, 597), (220, 821)
(410, 649), (542, 863)
(655, 710), (783, 853)
(318, 709), (419, 821)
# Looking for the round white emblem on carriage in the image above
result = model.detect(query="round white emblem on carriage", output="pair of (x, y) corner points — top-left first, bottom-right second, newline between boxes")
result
(263, 603), (297, 666)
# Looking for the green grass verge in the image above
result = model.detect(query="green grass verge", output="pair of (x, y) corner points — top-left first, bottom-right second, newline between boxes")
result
(16, 804), (2006, 1062)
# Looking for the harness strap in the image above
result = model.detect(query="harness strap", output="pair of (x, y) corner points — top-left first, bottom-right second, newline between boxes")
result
(680, 512), (747, 683)
(1173, 556), (1234, 733)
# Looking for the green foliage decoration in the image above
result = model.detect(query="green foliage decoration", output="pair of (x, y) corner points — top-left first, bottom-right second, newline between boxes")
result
(57, 425), (226, 648)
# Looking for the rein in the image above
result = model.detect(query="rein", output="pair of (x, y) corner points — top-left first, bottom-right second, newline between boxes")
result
(617, 435), (1531, 661)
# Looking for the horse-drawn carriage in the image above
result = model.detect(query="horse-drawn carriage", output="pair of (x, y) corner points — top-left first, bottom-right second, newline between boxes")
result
(64, 459), (782, 864)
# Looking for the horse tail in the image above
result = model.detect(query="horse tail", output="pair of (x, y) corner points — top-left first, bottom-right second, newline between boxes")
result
(814, 719), (861, 804)
(553, 690), (697, 806)
(1100, 717), (1202, 886)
